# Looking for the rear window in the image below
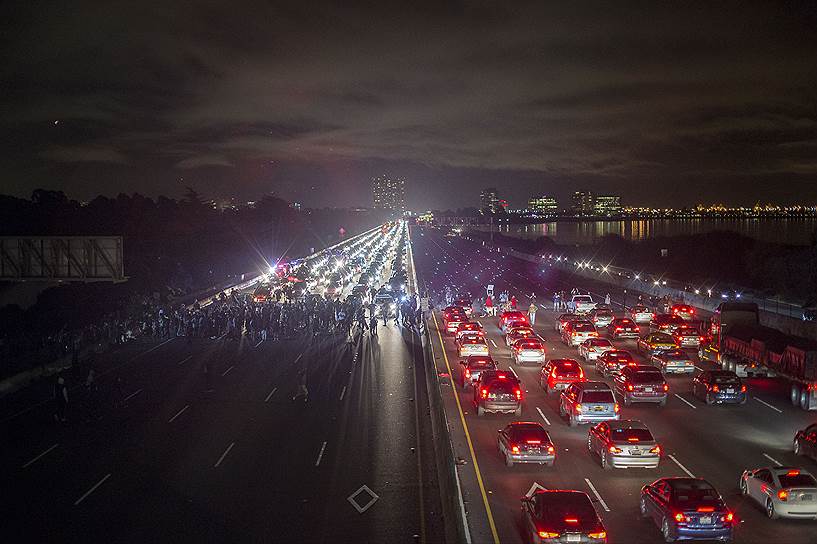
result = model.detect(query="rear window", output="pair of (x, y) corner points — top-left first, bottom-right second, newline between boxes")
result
(712, 373), (740, 384)
(589, 339), (612, 347)
(468, 358), (493, 369)
(632, 372), (664, 384)
(574, 296), (592, 303)
(665, 351), (688, 360)
(582, 390), (614, 403)
(616, 319), (634, 326)
(489, 381), (518, 394)
(595, 310), (613, 316)
(538, 493), (597, 520)
(573, 323), (595, 332)
(778, 474), (817, 488)
(671, 482), (720, 507)
(521, 341), (541, 349)
(512, 426), (549, 442)
(611, 428), (654, 442)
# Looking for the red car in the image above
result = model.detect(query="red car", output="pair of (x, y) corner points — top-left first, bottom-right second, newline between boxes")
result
(499, 311), (529, 333)
(608, 317), (639, 339)
(540, 358), (586, 394)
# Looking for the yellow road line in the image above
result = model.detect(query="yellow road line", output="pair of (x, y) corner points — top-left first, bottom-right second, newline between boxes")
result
(432, 312), (500, 544)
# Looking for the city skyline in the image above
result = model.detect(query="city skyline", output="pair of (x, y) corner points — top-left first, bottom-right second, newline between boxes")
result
(2, 3), (817, 210)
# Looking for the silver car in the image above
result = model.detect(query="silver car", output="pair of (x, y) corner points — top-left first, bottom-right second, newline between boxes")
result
(587, 419), (661, 469)
(497, 421), (556, 467)
(740, 467), (817, 519)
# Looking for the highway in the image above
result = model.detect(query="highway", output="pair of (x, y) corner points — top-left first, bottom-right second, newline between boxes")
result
(411, 226), (816, 544)
(1, 225), (444, 543)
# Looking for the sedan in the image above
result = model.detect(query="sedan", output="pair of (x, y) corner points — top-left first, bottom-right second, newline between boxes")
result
(497, 421), (556, 467)
(459, 356), (498, 389)
(629, 305), (654, 324)
(672, 325), (704, 348)
(740, 467), (817, 519)
(588, 419), (660, 469)
(506, 326), (536, 347)
(512, 338), (546, 366)
(457, 337), (489, 358)
(641, 478), (734, 542)
(578, 338), (615, 362)
(591, 308), (614, 328)
(637, 332), (677, 356)
(692, 370), (747, 405)
(608, 317), (640, 339)
(555, 313), (578, 333)
(652, 349), (696, 374)
(614, 367), (668, 406)
(521, 490), (607, 543)
(595, 350), (636, 377)
(541, 358), (585, 394)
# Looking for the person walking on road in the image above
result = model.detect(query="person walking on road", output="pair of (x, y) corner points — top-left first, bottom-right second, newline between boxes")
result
(370, 314), (378, 335)
(510, 295), (518, 310)
(292, 365), (309, 402)
(605, 293), (611, 306)
(485, 295), (494, 317)
(552, 292), (560, 311)
(53, 375), (68, 422)
(528, 302), (538, 325)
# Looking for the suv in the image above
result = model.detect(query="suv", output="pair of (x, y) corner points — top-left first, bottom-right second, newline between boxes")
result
(560, 381), (620, 427)
(671, 303), (696, 321)
(570, 294), (596, 314)
(474, 371), (522, 416)
(512, 338), (546, 365)
(497, 422), (556, 467)
(541, 358), (586, 394)
(555, 313), (579, 333)
(613, 366), (668, 406)
(459, 356), (498, 389)
(629, 305), (654, 324)
(499, 311), (529, 333)
(650, 314), (686, 334)
(562, 320), (598, 346)
(578, 338), (615, 362)
(608, 317), (639, 339)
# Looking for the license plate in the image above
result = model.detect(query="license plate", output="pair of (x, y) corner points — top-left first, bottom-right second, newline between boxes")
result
(593, 406), (604, 411)
(629, 449), (641, 455)
(645, 387), (653, 392)
(726, 388), (734, 394)
(566, 535), (580, 543)
(700, 516), (712, 525)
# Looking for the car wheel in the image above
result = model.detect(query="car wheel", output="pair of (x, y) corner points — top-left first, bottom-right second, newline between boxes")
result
(662, 517), (675, 542)
(739, 478), (747, 495)
(640, 497), (649, 518)
(794, 439), (802, 456)
(545, 460), (554, 467)
(766, 499), (778, 519)
(601, 450), (611, 470)
(505, 453), (514, 467)
(477, 405), (485, 416)
(568, 414), (577, 427)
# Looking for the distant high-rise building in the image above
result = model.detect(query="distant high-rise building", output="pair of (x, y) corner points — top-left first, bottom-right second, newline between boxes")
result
(371, 174), (406, 214)
(571, 191), (595, 216)
(528, 195), (558, 216)
(480, 187), (502, 214)
(594, 195), (622, 216)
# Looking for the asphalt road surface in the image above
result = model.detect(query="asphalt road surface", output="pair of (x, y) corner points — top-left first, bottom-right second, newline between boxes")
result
(2, 230), (443, 543)
(412, 226), (816, 544)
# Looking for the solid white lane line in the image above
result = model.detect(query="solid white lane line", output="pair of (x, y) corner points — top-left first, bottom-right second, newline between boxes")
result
(168, 405), (190, 423)
(536, 407), (551, 426)
(294, 353), (303, 364)
(490, 339), (498, 348)
(177, 355), (192, 366)
(214, 442), (235, 468)
(694, 365), (704, 372)
(123, 389), (143, 402)
(668, 454), (696, 478)
(74, 473), (111, 506)
(254, 339), (263, 348)
(477, 321), (483, 327)
(674, 393), (697, 409)
(264, 387), (278, 403)
(754, 397), (783, 413)
(221, 365), (234, 377)
(22, 443), (59, 468)
(315, 441), (327, 466)
(584, 478), (610, 512)
(340, 385), (347, 401)
(762, 453), (783, 466)
(508, 367), (519, 379)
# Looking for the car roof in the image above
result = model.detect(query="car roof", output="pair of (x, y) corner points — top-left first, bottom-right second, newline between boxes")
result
(576, 381), (612, 391)
(607, 419), (649, 431)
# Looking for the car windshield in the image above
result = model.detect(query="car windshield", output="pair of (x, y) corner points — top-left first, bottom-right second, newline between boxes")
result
(632, 372), (663, 384)
(778, 473), (817, 487)
(611, 428), (654, 442)
(582, 390), (614, 403)
(573, 323), (595, 332)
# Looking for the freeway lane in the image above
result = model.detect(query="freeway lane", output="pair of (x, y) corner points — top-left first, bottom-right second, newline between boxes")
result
(2, 223), (443, 543)
(413, 227), (816, 544)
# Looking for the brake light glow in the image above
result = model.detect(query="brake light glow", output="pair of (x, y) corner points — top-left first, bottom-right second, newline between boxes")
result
(649, 445), (661, 454)
(497, 374), (507, 379)
(627, 384), (634, 391)
(614, 403), (620, 413)
(588, 531), (607, 540)
(627, 437), (639, 442)
(696, 506), (715, 512)
(787, 469), (800, 476)
(674, 512), (686, 523)
(740, 385), (747, 392)
(564, 517), (578, 523)
(515, 389), (522, 400)
(538, 531), (559, 538)
(578, 368), (585, 379)
(546, 445), (555, 454)
(608, 445), (622, 453)
(711, 384), (720, 393)
(465, 369), (471, 378)
(481, 388), (488, 399)
(526, 439), (541, 444)
(723, 512), (734, 522)
(511, 445), (520, 454)
(778, 490), (788, 501)
(663, 383), (669, 392)
(575, 403), (583, 413)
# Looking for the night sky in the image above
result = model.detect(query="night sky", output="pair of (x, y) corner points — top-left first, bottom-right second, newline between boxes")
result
(2, 2), (817, 210)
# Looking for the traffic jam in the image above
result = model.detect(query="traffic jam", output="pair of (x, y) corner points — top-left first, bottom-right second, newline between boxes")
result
(412, 227), (817, 544)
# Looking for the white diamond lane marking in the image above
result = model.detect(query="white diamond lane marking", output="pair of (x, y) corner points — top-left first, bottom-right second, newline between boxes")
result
(347, 484), (379, 514)
(535, 407), (551, 426)
(674, 393), (697, 409)
(584, 478), (610, 512)
(526, 481), (547, 498)
(668, 454), (696, 478)
(754, 397), (783, 413)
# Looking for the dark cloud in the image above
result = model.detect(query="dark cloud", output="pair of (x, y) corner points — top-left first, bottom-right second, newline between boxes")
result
(2, 1), (817, 208)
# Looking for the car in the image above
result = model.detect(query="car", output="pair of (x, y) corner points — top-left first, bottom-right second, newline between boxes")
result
(560, 381), (620, 427)
(641, 477), (735, 542)
(671, 304), (696, 321)
(588, 419), (661, 469)
(521, 490), (607, 543)
(454, 321), (484, 342)
(629, 305), (655, 324)
(595, 350), (637, 377)
(578, 338), (615, 362)
(652, 349), (696, 374)
(459, 356), (498, 389)
(692, 370), (747, 405)
(613, 366), (668, 406)
(637, 332), (677, 355)
(570, 294), (596, 314)
(607, 317), (639, 339)
(650, 314), (687, 334)
(474, 371), (523, 416)
(443, 308), (468, 334)
(590, 308), (614, 328)
(562, 320), (599, 346)
(453, 297), (473, 317)
(506, 326), (536, 347)
(740, 466), (817, 519)
(499, 311), (529, 333)
(497, 422), (556, 467)
(253, 284), (271, 303)
(457, 336), (490, 358)
(672, 325), (704, 348)
(512, 338), (546, 365)
(555, 313), (579, 333)
(541, 358), (586, 394)
(794, 424), (817, 460)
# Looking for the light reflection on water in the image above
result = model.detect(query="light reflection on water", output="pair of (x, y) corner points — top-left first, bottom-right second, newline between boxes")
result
(483, 218), (817, 246)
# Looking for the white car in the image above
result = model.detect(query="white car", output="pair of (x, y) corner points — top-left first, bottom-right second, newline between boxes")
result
(570, 294), (596, 314)
(740, 467), (817, 519)
(629, 305), (654, 324)
(511, 338), (546, 365)
(578, 338), (615, 361)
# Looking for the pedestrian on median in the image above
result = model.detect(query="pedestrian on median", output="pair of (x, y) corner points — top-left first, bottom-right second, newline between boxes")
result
(53, 375), (68, 422)
(528, 302), (537, 325)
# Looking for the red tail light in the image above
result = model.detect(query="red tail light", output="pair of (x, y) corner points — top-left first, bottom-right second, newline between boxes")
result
(674, 512), (686, 523)
(526, 439), (541, 444)
(538, 531), (559, 539)
(787, 469), (800, 476)
(711, 384), (720, 393)
(740, 385), (747, 392)
(465, 369), (471, 378)
(627, 437), (639, 442)
(575, 403), (583, 413)
(663, 383), (669, 392)
(481, 388), (488, 399)
(614, 403), (620, 413)
(588, 531), (607, 540)
(511, 444), (520, 454)
(723, 512), (734, 523)
(778, 490), (789, 501)
(579, 368), (585, 379)
(546, 444), (555, 454)
(608, 445), (622, 453)
(649, 445), (661, 454)
(697, 507), (715, 512)
(564, 517), (578, 523)
(515, 389), (522, 400)
(627, 384), (634, 391)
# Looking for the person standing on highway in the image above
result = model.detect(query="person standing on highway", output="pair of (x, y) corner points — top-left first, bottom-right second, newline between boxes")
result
(53, 375), (68, 423)
(528, 302), (537, 325)
(605, 293), (611, 306)
(552, 292), (560, 311)
(510, 295), (517, 310)
(485, 295), (494, 316)
(292, 365), (309, 402)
